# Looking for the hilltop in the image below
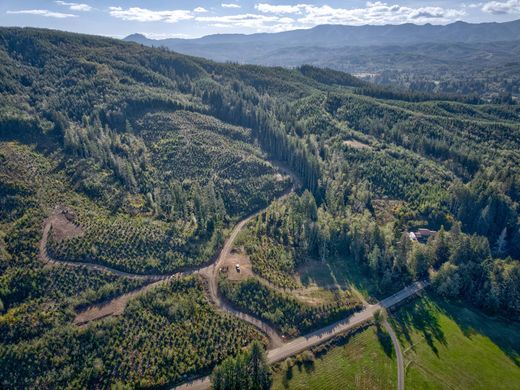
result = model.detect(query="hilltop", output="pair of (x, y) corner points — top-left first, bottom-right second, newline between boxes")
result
(125, 19), (520, 48)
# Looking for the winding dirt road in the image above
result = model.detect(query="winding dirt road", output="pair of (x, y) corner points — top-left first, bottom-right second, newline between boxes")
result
(39, 182), (294, 341)
(39, 179), (427, 390)
(198, 214), (284, 348)
(40, 218), (170, 281)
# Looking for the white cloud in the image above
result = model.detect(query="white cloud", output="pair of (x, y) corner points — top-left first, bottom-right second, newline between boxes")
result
(254, 2), (465, 27)
(55, 1), (92, 12)
(195, 2), (467, 33)
(108, 7), (194, 23)
(105, 2), (466, 33)
(254, 3), (302, 14)
(196, 13), (298, 32)
(482, 0), (520, 14)
(196, 14), (279, 27)
(463, 3), (484, 8)
(6, 9), (78, 18)
(221, 3), (241, 9)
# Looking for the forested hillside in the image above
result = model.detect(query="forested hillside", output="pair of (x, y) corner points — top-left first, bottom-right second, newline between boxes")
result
(126, 20), (520, 100)
(0, 27), (519, 388)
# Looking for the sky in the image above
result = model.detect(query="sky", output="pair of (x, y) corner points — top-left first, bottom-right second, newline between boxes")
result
(1, 1), (520, 39)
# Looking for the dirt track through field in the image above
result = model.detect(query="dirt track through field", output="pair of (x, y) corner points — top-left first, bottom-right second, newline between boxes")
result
(384, 318), (405, 390)
(350, 282), (405, 390)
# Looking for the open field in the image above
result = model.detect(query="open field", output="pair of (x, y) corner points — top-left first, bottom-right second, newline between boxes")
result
(391, 293), (520, 390)
(298, 257), (398, 301)
(272, 325), (396, 390)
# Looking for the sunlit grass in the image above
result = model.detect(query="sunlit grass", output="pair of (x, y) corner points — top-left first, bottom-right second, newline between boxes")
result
(272, 325), (396, 390)
(391, 293), (520, 390)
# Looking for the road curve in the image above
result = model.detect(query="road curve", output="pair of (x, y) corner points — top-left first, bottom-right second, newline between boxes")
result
(39, 220), (170, 281)
(40, 183), (425, 390)
(384, 319), (405, 390)
(40, 187), (293, 346)
(41, 209), (285, 346)
(41, 202), (427, 390)
(173, 280), (429, 390)
(198, 212), (285, 349)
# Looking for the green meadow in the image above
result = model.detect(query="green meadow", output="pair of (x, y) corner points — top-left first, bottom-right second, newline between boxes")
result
(272, 325), (396, 390)
(391, 293), (520, 390)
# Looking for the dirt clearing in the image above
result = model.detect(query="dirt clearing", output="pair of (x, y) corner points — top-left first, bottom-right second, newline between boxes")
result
(47, 207), (83, 241)
(220, 248), (253, 281)
(74, 281), (161, 326)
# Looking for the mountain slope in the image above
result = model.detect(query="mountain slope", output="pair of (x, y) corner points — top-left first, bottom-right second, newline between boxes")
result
(125, 20), (520, 99)
(0, 27), (519, 389)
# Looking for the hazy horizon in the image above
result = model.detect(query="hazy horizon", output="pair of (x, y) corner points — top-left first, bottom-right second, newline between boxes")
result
(1, 1), (520, 39)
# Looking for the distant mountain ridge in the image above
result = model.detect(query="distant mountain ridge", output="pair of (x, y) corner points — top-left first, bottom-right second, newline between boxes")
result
(125, 20), (520, 100)
(125, 19), (520, 51)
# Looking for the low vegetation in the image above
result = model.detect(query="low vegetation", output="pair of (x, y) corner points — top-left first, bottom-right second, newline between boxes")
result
(390, 293), (520, 390)
(272, 325), (396, 390)
(212, 340), (272, 390)
(1, 277), (262, 389)
(1, 26), (519, 389)
(220, 277), (362, 337)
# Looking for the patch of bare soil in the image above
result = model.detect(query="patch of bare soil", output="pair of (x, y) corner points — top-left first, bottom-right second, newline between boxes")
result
(74, 281), (161, 326)
(48, 207), (83, 241)
(343, 140), (372, 150)
(220, 248), (253, 281)
(274, 173), (285, 182)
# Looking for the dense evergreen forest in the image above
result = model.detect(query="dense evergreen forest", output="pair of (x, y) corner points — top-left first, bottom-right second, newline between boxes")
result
(0, 27), (519, 388)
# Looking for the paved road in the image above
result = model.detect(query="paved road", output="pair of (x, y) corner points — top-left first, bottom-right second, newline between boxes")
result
(379, 281), (429, 309)
(384, 319), (405, 390)
(174, 280), (429, 390)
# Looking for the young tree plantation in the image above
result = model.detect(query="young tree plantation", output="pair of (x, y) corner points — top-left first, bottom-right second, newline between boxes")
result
(0, 27), (518, 389)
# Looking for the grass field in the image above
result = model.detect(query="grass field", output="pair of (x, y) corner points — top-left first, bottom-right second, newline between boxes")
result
(298, 256), (397, 301)
(391, 293), (520, 390)
(272, 326), (397, 390)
